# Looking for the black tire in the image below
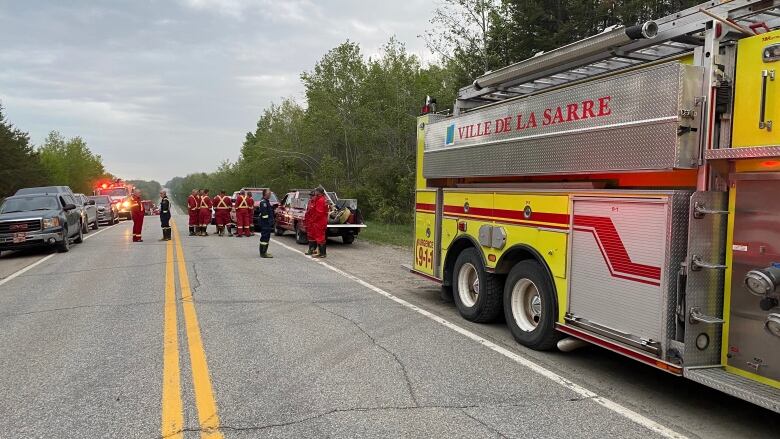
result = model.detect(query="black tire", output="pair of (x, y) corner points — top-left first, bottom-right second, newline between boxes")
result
(58, 229), (70, 253)
(295, 224), (307, 244)
(74, 223), (84, 244)
(274, 225), (285, 236)
(452, 248), (503, 323)
(503, 260), (561, 350)
(342, 233), (355, 244)
(91, 218), (99, 230)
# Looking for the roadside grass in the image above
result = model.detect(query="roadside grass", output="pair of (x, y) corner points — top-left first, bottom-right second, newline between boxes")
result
(359, 221), (413, 248)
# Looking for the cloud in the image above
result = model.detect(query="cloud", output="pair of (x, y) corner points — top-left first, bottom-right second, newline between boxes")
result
(0, 0), (438, 182)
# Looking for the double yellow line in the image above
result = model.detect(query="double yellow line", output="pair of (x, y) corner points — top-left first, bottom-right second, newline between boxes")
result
(162, 221), (223, 439)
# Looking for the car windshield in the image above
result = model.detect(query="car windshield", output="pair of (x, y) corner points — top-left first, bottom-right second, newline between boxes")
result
(88, 196), (111, 205)
(98, 188), (129, 197)
(248, 191), (278, 203)
(1, 196), (59, 213)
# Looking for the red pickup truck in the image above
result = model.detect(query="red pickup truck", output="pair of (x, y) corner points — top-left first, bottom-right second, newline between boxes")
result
(274, 190), (366, 244)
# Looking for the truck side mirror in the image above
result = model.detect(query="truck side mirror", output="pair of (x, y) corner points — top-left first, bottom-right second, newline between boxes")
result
(63, 203), (76, 211)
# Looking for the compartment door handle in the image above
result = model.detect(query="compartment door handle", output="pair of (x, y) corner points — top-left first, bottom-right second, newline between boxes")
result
(759, 69), (775, 131)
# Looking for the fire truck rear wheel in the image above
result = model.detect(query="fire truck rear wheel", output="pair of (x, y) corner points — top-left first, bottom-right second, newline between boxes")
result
(503, 260), (560, 350)
(452, 248), (503, 323)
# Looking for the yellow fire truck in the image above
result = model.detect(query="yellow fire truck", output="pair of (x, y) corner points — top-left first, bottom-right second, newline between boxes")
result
(413, 0), (780, 412)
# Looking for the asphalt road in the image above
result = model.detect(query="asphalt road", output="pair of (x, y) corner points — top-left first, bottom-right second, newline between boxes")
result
(0, 212), (777, 438)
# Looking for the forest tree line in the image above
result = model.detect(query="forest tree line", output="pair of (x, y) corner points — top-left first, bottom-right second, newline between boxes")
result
(0, 104), (110, 197)
(166, 0), (701, 223)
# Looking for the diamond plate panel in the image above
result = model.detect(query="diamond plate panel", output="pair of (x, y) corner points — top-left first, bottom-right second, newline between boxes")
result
(683, 192), (728, 367)
(705, 145), (780, 160)
(664, 191), (693, 362)
(424, 63), (702, 178)
(685, 367), (780, 413)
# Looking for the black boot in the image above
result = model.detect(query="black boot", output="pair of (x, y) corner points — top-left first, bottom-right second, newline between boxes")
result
(165, 228), (172, 241)
(189, 226), (195, 236)
(305, 242), (316, 256)
(315, 244), (326, 258)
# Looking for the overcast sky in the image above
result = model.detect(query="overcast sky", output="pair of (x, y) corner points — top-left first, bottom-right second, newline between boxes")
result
(0, 0), (437, 183)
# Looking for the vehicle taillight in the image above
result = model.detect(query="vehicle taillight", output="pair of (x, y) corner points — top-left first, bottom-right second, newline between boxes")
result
(348, 213), (355, 224)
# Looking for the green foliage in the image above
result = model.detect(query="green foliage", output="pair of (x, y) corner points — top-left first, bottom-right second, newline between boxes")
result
(128, 180), (162, 201)
(38, 131), (107, 194)
(0, 104), (48, 197)
(359, 221), (414, 248)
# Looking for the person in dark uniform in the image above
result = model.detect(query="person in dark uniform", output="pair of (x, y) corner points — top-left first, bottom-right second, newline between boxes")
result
(258, 189), (275, 258)
(159, 190), (171, 241)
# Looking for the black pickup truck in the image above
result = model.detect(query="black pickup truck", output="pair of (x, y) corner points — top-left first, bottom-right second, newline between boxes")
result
(0, 188), (84, 255)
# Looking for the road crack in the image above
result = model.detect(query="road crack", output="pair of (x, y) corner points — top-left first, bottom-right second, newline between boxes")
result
(1, 300), (164, 317)
(161, 403), (541, 437)
(190, 261), (202, 293)
(313, 303), (419, 407)
(461, 409), (509, 439)
(20, 261), (167, 277)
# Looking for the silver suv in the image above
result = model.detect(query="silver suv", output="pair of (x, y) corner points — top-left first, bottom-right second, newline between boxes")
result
(74, 193), (99, 231)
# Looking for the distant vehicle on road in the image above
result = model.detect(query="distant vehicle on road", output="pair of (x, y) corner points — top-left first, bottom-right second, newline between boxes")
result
(94, 184), (133, 219)
(74, 193), (99, 231)
(141, 200), (158, 216)
(275, 189), (365, 245)
(231, 188), (279, 232)
(88, 195), (119, 225)
(0, 191), (84, 255)
(14, 186), (74, 196)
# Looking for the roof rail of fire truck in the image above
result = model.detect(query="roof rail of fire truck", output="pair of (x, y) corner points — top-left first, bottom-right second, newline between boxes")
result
(454, 0), (780, 114)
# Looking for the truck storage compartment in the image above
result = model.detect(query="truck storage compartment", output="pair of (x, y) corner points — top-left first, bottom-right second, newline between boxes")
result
(424, 63), (703, 178)
(565, 192), (691, 360)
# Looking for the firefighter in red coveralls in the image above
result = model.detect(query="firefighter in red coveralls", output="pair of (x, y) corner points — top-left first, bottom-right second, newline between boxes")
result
(187, 189), (198, 236)
(304, 190), (317, 255)
(309, 187), (329, 258)
(198, 189), (213, 236)
(130, 189), (144, 242)
(234, 190), (250, 237)
(245, 191), (255, 235)
(213, 190), (232, 236)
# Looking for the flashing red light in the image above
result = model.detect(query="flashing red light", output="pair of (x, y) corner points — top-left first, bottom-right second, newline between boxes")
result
(761, 160), (780, 168)
(101, 183), (108, 189)
(458, 221), (467, 232)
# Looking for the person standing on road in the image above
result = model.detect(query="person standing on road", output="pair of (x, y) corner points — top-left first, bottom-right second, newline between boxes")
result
(258, 189), (275, 258)
(213, 190), (231, 236)
(310, 187), (329, 258)
(187, 189), (198, 236)
(234, 190), (249, 237)
(304, 190), (317, 256)
(198, 189), (212, 236)
(246, 191), (255, 236)
(159, 190), (171, 241)
(130, 189), (144, 242)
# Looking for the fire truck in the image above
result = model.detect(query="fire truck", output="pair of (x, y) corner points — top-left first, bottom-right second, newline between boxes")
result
(413, 0), (780, 412)
(93, 179), (135, 219)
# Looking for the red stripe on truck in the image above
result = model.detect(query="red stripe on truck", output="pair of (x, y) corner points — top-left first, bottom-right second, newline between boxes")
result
(574, 215), (662, 284)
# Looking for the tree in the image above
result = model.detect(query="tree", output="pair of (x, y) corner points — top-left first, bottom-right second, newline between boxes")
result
(0, 104), (48, 198)
(38, 131), (107, 194)
(128, 180), (162, 201)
